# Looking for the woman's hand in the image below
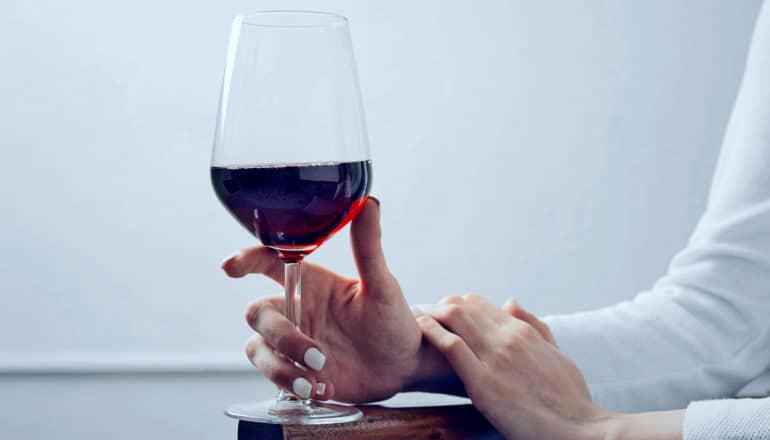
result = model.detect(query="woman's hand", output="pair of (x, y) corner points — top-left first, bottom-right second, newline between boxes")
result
(221, 199), (439, 403)
(415, 294), (612, 440)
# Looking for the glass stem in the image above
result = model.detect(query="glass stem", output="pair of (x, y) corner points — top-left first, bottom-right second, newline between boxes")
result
(276, 261), (307, 404)
(283, 261), (301, 331)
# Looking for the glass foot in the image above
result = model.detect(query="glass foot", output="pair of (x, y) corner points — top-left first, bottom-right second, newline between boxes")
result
(225, 398), (362, 425)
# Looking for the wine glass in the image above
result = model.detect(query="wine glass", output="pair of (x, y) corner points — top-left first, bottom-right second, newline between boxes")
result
(210, 11), (371, 425)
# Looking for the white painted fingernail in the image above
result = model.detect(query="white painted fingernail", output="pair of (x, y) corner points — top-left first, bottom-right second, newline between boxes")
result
(221, 252), (240, 267)
(316, 382), (326, 396)
(410, 306), (424, 318)
(304, 347), (326, 371)
(292, 377), (312, 399)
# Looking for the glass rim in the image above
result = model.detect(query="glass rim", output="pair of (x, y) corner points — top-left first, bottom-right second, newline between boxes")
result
(236, 10), (348, 29)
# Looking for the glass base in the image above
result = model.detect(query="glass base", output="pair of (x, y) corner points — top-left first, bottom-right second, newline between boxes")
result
(225, 397), (363, 425)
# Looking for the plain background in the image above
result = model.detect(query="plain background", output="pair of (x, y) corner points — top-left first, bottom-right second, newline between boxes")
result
(0, 0), (763, 438)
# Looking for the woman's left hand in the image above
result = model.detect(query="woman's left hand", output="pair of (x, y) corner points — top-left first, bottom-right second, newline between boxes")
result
(415, 294), (611, 440)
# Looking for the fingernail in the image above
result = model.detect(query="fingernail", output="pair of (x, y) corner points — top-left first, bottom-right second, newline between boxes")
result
(369, 195), (380, 207)
(316, 382), (326, 396)
(410, 305), (424, 318)
(292, 377), (312, 399)
(304, 347), (326, 371)
(220, 251), (240, 268)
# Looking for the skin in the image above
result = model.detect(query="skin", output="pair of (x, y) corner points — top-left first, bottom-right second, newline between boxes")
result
(416, 295), (685, 440)
(222, 199), (440, 402)
(222, 199), (686, 439)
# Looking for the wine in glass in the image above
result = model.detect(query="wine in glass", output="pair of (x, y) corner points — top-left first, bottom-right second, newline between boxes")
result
(210, 11), (372, 425)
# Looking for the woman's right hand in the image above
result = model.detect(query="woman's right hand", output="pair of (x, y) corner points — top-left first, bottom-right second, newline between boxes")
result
(221, 199), (448, 403)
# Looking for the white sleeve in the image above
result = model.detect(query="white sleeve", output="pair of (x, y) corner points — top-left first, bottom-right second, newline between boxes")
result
(543, 0), (770, 414)
(683, 398), (770, 440)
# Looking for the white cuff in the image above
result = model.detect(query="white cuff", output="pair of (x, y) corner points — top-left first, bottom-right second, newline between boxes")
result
(684, 397), (770, 440)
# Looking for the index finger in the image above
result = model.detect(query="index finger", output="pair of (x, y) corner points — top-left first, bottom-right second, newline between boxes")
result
(417, 315), (481, 382)
(222, 246), (283, 280)
(221, 245), (345, 292)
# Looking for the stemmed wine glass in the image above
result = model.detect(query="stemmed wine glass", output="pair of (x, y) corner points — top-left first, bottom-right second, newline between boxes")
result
(210, 11), (371, 425)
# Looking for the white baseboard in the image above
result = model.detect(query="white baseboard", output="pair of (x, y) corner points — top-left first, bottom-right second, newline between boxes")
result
(0, 351), (253, 375)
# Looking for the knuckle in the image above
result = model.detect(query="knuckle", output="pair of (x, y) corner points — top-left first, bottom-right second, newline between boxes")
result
(494, 342), (512, 357)
(443, 334), (465, 354)
(500, 324), (537, 350)
(244, 301), (265, 328)
(441, 304), (464, 321)
(500, 332), (524, 351)
(518, 323), (538, 339)
(245, 297), (283, 332)
(244, 303), (257, 327)
(243, 337), (258, 361)
(463, 292), (482, 302)
(439, 295), (463, 305)
(263, 360), (289, 384)
(250, 350), (272, 375)
(252, 353), (269, 373)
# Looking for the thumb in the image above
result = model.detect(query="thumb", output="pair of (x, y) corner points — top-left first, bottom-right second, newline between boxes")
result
(350, 196), (390, 283)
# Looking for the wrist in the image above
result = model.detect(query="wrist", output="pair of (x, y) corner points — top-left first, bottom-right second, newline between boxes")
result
(569, 407), (619, 440)
(583, 410), (624, 440)
(593, 410), (684, 440)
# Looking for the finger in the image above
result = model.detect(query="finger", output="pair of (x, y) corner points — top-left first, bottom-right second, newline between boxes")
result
(417, 315), (480, 381)
(439, 295), (464, 305)
(502, 298), (557, 346)
(222, 246), (341, 292)
(409, 295), (463, 319)
(350, 197), (391, 286)
(462, 292), (495, 309)
(462, 293), (506, 320)
(245, 335), (332, 400)
(222, 246), (282, 280)
(413, 302), (492, 354)
(245, 297), (328, 372)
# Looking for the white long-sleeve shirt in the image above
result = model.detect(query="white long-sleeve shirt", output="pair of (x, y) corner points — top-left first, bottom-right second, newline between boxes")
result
(543, 1), (770, 438)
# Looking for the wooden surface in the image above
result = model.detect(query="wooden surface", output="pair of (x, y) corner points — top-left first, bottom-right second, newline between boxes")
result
(237, 394), (501, 440)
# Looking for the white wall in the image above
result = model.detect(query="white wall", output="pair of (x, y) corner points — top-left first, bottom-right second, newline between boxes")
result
(0, 0), (763, 438)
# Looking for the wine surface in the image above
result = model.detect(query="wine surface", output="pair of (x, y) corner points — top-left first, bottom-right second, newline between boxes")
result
(211, 160), (371, 260)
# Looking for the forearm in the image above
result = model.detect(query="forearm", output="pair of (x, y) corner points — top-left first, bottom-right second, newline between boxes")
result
(543, 279), (770, 412)
(547, 0), (770, 412)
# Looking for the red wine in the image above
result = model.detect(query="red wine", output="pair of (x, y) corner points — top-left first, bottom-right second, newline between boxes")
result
(211, 160), (371, 260)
